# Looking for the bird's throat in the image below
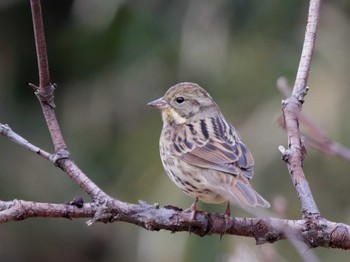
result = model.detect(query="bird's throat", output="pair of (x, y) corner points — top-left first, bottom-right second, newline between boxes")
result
(162, 108), (186, 126)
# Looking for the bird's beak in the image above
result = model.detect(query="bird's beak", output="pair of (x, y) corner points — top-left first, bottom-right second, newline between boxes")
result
(147, 97), (169, 109)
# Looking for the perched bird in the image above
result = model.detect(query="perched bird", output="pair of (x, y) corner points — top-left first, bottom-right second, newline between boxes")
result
(148, 82), (270, 218)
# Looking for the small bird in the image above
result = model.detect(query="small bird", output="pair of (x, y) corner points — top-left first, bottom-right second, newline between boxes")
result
(148, 82), (270, 219)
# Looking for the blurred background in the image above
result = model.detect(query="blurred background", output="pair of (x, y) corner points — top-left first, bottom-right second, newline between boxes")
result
(0, 0), (350, 261)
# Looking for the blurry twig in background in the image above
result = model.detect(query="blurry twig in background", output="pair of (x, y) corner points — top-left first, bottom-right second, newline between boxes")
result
(277, 77), (350, 162)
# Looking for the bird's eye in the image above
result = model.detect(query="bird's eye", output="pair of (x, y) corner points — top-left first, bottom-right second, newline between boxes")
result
(175, 97), (185, 104)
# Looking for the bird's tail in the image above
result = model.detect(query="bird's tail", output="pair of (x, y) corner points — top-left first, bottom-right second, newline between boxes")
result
(226, 176), (270, 209)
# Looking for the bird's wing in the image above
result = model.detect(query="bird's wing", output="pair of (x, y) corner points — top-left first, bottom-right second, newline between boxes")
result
(170, 116), (254, 179)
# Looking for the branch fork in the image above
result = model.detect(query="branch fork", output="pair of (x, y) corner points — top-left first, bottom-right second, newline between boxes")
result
(29, 82), (57, 108)
(50, 148), (71, 165)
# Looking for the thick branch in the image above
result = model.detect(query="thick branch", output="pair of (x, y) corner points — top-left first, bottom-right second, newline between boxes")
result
(281, 0), (321, 216)
(0, 200), (92, 223)
(1, 199), (350, 249)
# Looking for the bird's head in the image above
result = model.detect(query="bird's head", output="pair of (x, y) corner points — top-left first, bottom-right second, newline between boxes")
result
(148, 82), (219, 126)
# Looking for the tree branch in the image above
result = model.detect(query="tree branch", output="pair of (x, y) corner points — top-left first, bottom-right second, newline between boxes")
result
(0, 200), (92, 223)
(1, 199), (350, 249)
(280, 0), (321, 217)
(29, 0), (108, 201)
(30, 0), (65, 151)
(0, 123), (51, 161)
(277, 77), (350, 162)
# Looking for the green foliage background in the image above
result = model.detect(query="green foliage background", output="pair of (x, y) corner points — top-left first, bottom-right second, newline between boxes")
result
(1, 0), (350, 261)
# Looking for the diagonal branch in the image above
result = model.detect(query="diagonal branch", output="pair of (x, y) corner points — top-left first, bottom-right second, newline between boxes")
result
(280, 0), (321, 216)
(30, 0), (66, 152)
(0, 123), (51, 161)
(29, 0), (108, 201)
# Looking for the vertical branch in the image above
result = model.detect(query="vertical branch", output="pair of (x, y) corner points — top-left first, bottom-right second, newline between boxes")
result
(30, 0), (50, 87)
(30, 0), (67, 152)
(293, 0), (321, 97)
(282, 0), (321, 216)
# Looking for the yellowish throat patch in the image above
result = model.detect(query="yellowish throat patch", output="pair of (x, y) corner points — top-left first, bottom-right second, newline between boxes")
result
(162, 107), (186, 125)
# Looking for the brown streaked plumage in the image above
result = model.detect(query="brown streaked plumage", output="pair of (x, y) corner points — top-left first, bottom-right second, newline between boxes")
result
(148, 82), (270, 217)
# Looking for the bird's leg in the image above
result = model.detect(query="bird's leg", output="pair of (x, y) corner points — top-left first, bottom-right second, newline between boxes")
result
(187, 197), (199, 234)
(224, 201), (231, 218)
(190, 197), (199, 220)
(220, 202), (231, 239)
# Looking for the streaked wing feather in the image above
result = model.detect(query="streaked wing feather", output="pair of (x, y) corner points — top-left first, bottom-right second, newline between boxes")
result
(182, 149), (241, 175)
(171, 116), (254, 178)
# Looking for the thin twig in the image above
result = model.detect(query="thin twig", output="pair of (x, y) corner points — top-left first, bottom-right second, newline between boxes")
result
(30, 0), (66, 152)
(281, 0), (321, 216)
(0, 123), (52, 160)
(292, 0), (321, 97)
(30, 0), (49, 88)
